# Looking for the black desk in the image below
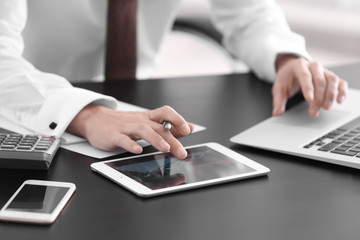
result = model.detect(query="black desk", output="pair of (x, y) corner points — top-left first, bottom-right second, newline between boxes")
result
(1, 63), (360, 240)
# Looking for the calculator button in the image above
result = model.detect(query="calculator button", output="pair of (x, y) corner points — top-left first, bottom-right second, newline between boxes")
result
(19, 143), (34, 147)
(34, 146), (49, 150)
(8, 134), (22, 139)
(37, 144), (52, 147)
(7, 137), (21, 141)
(38, 141), (53, 146)
(24, 135), (39, 138)
(16, 146), (32, 150)
(1, 145), (16, 149)
(20, 142), (36, 146)
(23, 138), (39, 142)
(3, 141), (19, 145)
(19, 140), (34, 143)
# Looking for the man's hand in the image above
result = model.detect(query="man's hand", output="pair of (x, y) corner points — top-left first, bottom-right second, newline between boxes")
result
(66, 105), (193, 159)
(272, 54), (348, 117)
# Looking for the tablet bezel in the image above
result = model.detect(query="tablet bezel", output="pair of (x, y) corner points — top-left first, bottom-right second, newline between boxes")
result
(91, 142), (269, 197)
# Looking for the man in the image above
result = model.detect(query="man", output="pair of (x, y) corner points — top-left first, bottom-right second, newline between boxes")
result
(0, 0), (347, 159)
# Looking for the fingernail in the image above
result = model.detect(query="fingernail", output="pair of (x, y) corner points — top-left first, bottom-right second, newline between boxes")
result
(310, 105), (320, 117)
(272, 107), (283, 116)
(132, 145), (142, 153)
(306, 90), (314, 101)
(339, 95), (345, 103)
(324, 100), (332, 109)
(272, 108), (279, 116)
(159, 140), (170, 151)
(177, 147), (187, 159)
(181, 123), (191, 135)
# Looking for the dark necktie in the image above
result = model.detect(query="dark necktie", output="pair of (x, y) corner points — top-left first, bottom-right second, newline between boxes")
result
(105, 0), (138, 81)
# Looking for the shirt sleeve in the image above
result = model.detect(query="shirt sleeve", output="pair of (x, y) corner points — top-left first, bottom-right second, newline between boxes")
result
(0, 0), (118, 137)
(209, 0), (312, 82)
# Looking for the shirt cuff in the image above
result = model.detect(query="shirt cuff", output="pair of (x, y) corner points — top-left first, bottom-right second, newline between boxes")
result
(26, 87), (118, 137)
(260, 32), (312, 83)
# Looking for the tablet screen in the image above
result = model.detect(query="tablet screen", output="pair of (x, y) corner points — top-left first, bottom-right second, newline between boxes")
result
(105, 146), (256, 190)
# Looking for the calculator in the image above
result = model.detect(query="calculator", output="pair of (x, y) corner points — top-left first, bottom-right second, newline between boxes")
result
(0, 133), (61, 170)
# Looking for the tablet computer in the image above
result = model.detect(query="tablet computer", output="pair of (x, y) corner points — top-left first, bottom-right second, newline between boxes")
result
(91, 142), (269, 197)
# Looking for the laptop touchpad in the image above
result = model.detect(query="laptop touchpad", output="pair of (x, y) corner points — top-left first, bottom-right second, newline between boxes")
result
(273, 102), (351, 130)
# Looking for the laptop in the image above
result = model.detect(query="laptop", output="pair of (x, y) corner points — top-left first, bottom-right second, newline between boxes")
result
(230, 88), (360, 169)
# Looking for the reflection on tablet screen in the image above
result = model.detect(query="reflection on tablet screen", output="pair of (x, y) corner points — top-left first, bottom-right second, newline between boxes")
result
(106, 146), (255, 190)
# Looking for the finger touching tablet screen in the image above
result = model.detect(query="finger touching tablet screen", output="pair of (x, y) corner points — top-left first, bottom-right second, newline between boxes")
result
(91, 142), (269, 197)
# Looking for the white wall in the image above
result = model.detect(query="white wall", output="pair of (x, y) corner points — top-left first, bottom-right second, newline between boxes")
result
(277, 0), (360, 67)
(154, 0), (360, 78)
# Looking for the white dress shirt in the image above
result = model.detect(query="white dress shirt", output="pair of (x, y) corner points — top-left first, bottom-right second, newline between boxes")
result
(0, 0), (310, 138)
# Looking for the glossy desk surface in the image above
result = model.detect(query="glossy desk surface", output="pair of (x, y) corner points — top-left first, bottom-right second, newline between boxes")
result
(1, 63), (360, 240)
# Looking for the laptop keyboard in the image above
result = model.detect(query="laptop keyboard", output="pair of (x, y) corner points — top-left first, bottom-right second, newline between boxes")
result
(303, 116), (360, 157)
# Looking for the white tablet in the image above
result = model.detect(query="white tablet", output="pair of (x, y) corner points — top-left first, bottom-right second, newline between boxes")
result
(91, 142), (270, 197)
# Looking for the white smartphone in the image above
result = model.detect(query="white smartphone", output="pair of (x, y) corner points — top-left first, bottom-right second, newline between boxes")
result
(0, 180), (76, 224)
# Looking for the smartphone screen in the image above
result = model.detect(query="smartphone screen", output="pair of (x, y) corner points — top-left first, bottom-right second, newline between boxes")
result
(5, 185), (70, 214)
(0, 180), (76, 224)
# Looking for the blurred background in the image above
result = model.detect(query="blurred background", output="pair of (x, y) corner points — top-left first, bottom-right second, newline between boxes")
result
(154, 0), (360, 78)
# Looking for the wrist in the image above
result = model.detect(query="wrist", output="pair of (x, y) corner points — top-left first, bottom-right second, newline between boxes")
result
(275, 53), (300, 72)
(66, 104), (105, 138)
